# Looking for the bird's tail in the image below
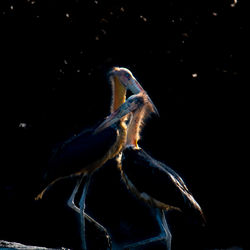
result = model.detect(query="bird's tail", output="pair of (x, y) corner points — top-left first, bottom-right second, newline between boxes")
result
(183, 195), (206, 227)
(35, 173), (82, 200)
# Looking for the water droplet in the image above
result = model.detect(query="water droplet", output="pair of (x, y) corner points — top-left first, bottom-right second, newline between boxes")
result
(140, 15), (147, 22)
(231, 0), (237, 7)
(182, 33), (189, 38)
(19, 123), (27, 128)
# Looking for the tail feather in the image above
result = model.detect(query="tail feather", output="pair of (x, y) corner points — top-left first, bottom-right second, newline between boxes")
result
(35, 173), (82, 200)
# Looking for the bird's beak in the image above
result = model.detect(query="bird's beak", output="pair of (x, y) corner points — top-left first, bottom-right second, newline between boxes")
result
(146, 94), (159, 116)
(95, 91), (159, 134)
(128, 78), (144, 94)
(129, 78), (159, 116)
(94, 103), (130, 134)
(109, 67), (144, 94)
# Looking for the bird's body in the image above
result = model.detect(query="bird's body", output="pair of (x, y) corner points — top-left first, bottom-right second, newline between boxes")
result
(36, 120), (127, 200)
(51, 121), (126, 178)
(119, 146), (204, 222)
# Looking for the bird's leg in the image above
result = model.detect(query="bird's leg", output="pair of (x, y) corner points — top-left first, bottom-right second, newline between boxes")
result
(78, 173), (93, 250)
(123, 209), (172, 250)
(67, 174), (112, 249)
(67, 174), (91, 249)
(160, 209), (172, 250)
(67, 175), (85, 213)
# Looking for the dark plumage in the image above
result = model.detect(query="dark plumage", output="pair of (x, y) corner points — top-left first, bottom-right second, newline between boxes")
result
(35, 68), (161, 250)
(35, 66), (150, 200)
(106, 91), (205, 225)
(120, 146), (205, 223)
(49, 124), (118, 179)
(36, 120), (127, 200)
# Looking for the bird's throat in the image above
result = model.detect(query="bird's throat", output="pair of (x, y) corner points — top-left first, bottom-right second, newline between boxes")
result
(111, 76), (127, 112)
(126, 109), (144, 149)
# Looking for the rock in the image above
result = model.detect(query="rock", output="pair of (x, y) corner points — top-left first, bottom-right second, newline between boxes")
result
(0, 240), (69, 250)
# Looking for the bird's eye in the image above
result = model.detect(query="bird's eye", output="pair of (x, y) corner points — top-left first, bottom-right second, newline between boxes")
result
(124, 72), (131, 80)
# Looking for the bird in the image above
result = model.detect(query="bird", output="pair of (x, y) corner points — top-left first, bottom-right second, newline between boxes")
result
(119, 99), (205, 223)
(35, 67), (157, 249)
(96, 91), (205, 249)
(83, 93), (172, 249)
(35, 67), (151, 200)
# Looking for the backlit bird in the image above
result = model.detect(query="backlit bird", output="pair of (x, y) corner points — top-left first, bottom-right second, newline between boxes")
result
(35, 67), (157, 249)
(84, 93), (171, 249)
(101, 92), (204, 220)
(95, 92), (205, 249)
(35, 67), (152, 200)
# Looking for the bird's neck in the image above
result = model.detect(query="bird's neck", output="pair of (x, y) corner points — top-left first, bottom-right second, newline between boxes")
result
(126, 108), (145, 149)
(108, 117), (127, 160)
(110, 76), (127, 112)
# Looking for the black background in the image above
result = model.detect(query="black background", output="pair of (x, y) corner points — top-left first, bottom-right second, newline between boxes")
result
(0, 0), (248, 249)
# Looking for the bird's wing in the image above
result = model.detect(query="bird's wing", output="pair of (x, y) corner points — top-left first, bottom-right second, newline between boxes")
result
(156, 161), (190, 193)
(155, 159), (204, 218)
(122, 147), (202, 214)
(45, 125), (118, 184)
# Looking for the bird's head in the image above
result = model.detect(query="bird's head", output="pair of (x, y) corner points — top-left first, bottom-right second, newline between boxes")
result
(108, 67), (144, 94)
(108, 67), (159, 115)
(95, 92), (154, 133)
